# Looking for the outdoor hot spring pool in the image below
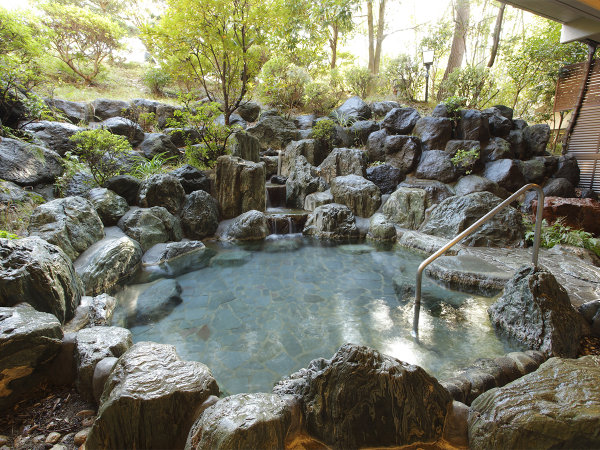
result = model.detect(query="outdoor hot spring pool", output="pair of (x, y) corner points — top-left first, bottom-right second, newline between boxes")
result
(112, 235), (521, 395)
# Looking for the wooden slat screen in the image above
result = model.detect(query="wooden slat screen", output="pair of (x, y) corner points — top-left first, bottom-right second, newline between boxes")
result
(555, 62), (586, 112)
(565, 59), (600, 192)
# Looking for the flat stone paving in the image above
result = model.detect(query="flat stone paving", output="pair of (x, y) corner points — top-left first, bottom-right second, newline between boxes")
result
(403, 230), (600, 308)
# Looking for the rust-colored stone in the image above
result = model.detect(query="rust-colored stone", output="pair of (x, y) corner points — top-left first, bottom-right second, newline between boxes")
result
(532, 196), (600, 236)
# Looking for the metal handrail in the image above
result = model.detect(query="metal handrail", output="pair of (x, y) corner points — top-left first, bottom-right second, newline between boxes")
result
(412, 183), (544, 337)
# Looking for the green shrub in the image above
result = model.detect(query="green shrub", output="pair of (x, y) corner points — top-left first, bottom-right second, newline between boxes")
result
(344, 65), (373, 99)
(443, 95), (467, 120)
(69, 129), (132, 185)
(384, 54), (424, 102)
(259, 57), (310, 113)
(0, 230), (18, 239)
(167, 96), (236, 169)
(439, 65), (497, 109)
(451, 147), (479, 174)
(304, 81), (340, 116)
(142, 67), (171, 96)
(311, 119), (336, 151)
(130, 152), (177, 179)
(524, 217), (600, 257)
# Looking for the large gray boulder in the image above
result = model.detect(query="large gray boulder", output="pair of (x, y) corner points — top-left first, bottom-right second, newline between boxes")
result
(117, 207), (182, 251)
(318, 147), (367, 184)
(186, 393), (300, 449)
(330, 175), (381, 217)
(246, 116), (300, 150)
(180, 190), (219, 239)
(482, 137), (514, 162)
(483, 107), (512, 138)
(367, 213), (397, 241)
(381, 107), (420, 134)
(371, 100), (400, 117)
(86, 188), (129, 226)
(87, 342), (220, 450)
(74, 228), (143, 296)
(469, 356), (600, 449)
(236, 101), (261, 122)
(350, 120), (380, 145)
(138, 174), (186, 215)
(554, 154), (580, 186)
(273, 344), (451, 448)
(415, 150), (458, 183)
(488, 265), (582, 357)
(97, 117), (145, 146)
(303, 203), (359, 240)
(0, 137), (63, 186)
(169, 165), (211, 194)
(138, 241), (214, 283)
(140, 133), (179, 159)
(286, 155), (328, 209)
(282, 139), (326, 175)
(366, 163), (405, 195)
(303, 190), (334, 211)
(231, 130), (260, 162)
(484, 159), (527, 192)
(384, 135), (421, 172)
(520, 158), (545, 184)
(215, 155), (265, 219)
(75, 326), (132, 402)
(398, 178), (455, 208)
(366, 128), (388, 162)
(335, 96), (372, 121)
(413, 117), (452, 150)
(91, 98), (129, 120)
(383, 187), (427, 230)
(22, 120), (83, 156)
(222, 210), (269, 240)
(28, 196), (105, 261)
(0, 237), (83, 323)
(0, 304), (63, 409)
(45, 98), (93, 124)
(454, 175), (505, 199)
(544, 177), (576, 198)
(105, 175), (142, 206)
(524, 124), (550, 155)
(457, 109), (489, 141)
(419, 191), (524, 247)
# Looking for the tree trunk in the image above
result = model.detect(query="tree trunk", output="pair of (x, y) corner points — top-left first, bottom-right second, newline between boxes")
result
(373, 0), (386, 74)
(440, 0), (470, 90)
(487, 3), (505, 68)
(330, 25), (339, 69)
(367, 0), (375, 73)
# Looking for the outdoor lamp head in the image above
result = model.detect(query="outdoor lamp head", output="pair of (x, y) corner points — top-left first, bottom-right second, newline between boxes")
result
(423, 49), (434, 66)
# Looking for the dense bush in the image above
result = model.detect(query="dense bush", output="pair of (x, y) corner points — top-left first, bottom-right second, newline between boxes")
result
(524, 217), (600, 257)
(142, 67), (171, 96)
(310, 118), (336, 151)
(439, 65), (498, 109)
(259, 56), (310, 113)
(384, 54), (424, 102)
(70, 128), (132, 184)
(344, 65), (373, 99)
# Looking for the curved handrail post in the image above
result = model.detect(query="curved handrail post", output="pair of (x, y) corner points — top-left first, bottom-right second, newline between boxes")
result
(411, 184), (544, 338)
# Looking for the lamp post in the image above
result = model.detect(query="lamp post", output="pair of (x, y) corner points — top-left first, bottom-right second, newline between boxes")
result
(423, 49), (434, 103)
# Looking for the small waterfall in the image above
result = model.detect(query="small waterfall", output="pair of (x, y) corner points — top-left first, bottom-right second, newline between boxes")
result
(277, 150), (282, 176)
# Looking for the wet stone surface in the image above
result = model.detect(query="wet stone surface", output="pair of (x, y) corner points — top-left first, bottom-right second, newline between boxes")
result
(113, 238), (521, 395)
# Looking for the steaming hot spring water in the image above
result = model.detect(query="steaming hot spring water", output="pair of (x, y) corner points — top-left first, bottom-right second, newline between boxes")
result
(112, 235), (522, 395)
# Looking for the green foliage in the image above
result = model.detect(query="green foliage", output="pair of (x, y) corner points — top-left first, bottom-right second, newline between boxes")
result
(344, 65), (373, 99)
(167, 96), (235, 169)
(130, 152), (177, 179)
(259, 57), (310, 114)
(69, 129), (132, 185)
(331, 110), (352, 127)
(121, 104), (158, 133)
(440, 65), (497, 109)
(451, 147), (479, 174)
(142, 67), (171, 96)
(384, 54), (424, 102)
(496, 18), (587, 122)
(143, 0), (268, 125)
(0, 230), (19, 239)
(443, 96), (467, 116)
(524, 217), (600, 257)
(304, 80), (342, 115)
(38, 2), (126, 85)
(311, 119), (336, 150)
